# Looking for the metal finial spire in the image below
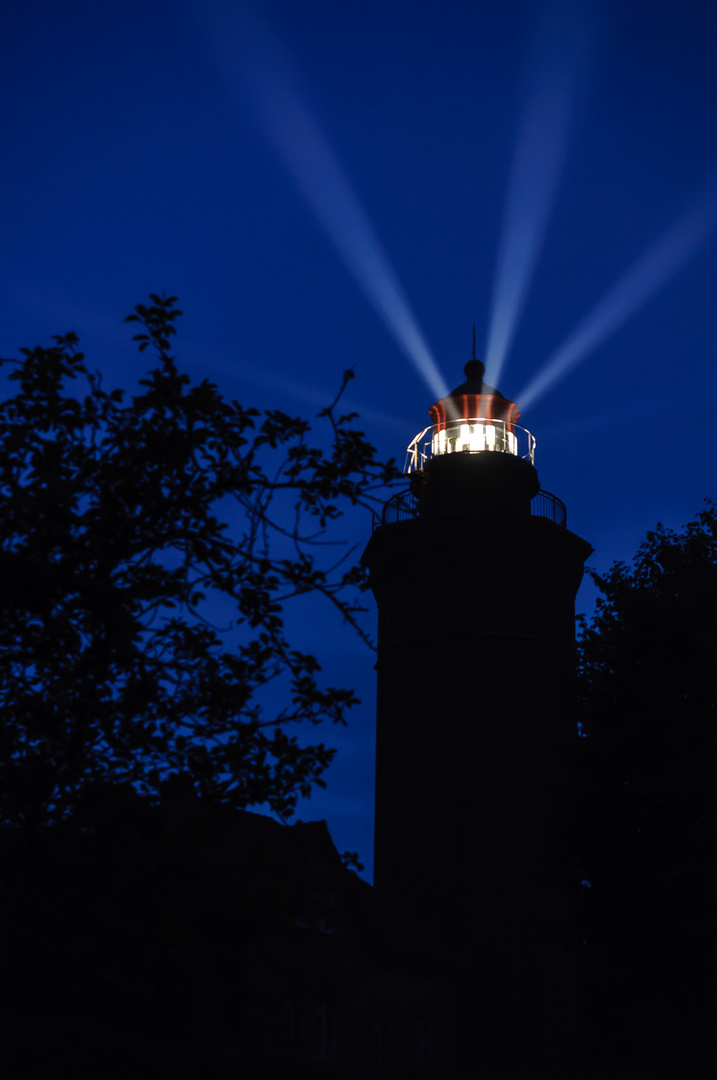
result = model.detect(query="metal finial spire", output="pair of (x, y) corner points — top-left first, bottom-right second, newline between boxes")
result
(464, 325), (485, 382)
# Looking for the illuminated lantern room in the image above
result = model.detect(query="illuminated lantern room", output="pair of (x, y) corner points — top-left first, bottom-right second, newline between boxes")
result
(407, 358), (535, 471)
(406, 357), (540, 518)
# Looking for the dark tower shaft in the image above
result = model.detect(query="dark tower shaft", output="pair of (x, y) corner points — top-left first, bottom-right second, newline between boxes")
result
(362, 361), (592, 1075)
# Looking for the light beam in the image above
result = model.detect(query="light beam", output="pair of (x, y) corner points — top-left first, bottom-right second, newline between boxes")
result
(252, 71), (448, 400)
(483, 0), (595, 388)
(517, 184), (717, 411)
(205, 5), (449, 401)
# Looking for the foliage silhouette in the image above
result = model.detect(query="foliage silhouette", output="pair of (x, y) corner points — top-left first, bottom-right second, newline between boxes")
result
(0, 295), (399, 828)
(577, 503), (717, 1076)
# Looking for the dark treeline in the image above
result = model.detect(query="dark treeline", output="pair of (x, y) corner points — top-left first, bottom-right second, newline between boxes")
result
(575, 505), (717, 1077)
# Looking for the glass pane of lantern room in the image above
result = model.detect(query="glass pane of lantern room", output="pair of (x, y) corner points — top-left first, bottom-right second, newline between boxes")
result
(469, 424), (485, 452)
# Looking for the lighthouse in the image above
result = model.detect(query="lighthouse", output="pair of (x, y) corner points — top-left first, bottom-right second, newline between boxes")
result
(362, 356), (592, 1074)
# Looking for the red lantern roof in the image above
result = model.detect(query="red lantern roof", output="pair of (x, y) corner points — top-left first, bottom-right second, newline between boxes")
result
(429, 359), (521, 429)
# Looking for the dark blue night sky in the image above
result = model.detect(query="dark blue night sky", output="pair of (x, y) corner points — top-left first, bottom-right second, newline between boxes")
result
(2, 0), (717, 874)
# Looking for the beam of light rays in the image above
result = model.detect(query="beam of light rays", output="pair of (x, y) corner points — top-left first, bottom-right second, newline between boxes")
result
(516, 184), (717, 412)
(245, 61), (449, 400)
(196, 2), (448, 401)
(483, 0), (596, 389)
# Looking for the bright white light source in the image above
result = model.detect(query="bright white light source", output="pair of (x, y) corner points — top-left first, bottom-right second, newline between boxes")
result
(430, 420), (519, 457)
(414, 420), (534, 470)
(518, 182), (717, 411)
(469, 425), (485, 452)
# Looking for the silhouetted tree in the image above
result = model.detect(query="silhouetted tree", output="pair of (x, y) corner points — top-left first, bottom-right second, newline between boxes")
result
(0, 295), (398, 829)
(577, 503), (717, 1076)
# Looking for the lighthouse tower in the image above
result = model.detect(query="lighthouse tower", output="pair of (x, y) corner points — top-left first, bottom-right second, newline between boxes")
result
(362, 357), (592, 1073)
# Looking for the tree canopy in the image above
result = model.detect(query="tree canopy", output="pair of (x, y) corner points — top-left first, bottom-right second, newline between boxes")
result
(0, 295), (398, 829)
(577, 503), (717, 1076)
(578, 501), (717, 859)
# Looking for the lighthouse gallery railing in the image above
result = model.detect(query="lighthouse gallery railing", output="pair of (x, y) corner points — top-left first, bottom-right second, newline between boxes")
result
(405, 418), (536, 473)
(377, 487), (567, 529)
(376, 417), (565, 527)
